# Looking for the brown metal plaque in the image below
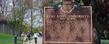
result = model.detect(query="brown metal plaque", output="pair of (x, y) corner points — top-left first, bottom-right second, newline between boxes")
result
(43, 6), (92, 44)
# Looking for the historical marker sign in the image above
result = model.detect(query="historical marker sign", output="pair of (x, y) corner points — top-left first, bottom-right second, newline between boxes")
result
(43, 6), (92, 44)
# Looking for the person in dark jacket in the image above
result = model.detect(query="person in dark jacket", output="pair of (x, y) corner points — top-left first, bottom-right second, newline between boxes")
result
(14, 35), (17, 44)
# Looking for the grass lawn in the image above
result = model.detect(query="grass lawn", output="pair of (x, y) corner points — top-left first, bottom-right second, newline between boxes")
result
(0, 33), (109, 44)
(0, 33), (22, 44)
(101, 39), (109, 44)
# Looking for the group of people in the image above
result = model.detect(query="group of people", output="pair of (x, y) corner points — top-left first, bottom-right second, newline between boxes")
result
(21, 32), (42, 44)
(21, 32), (32, 44)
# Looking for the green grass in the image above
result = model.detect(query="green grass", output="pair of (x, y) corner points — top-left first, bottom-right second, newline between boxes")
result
(0, 33), (14, 44)
(0, 33), (22, 44)
(0, 33), (109, 44)
(101, 40), (109, 44)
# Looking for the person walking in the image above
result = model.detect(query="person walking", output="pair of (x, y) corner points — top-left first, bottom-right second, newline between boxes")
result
(14, 35), (17, 44)
(21, 32), (26, 44)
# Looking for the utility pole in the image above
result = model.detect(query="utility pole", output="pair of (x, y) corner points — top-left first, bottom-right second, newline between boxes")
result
(30, 0), (33, 34)
(2, 0), (6, 33)
(12, 0), (15, 35)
